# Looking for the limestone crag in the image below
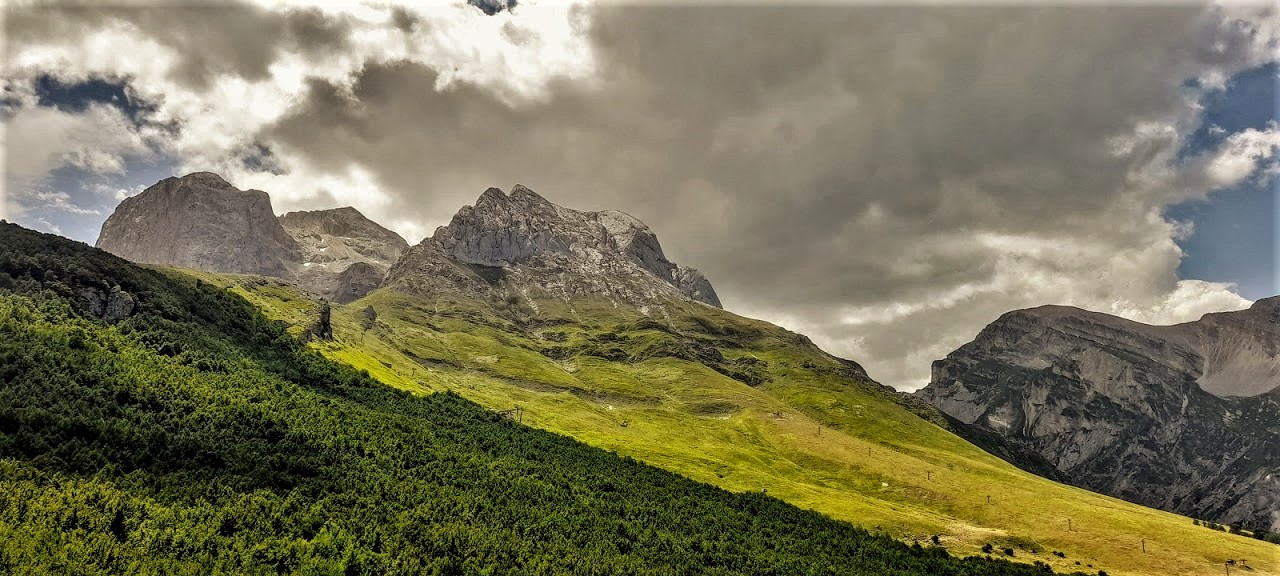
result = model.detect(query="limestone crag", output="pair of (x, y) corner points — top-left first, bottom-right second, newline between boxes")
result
(389, 185), (721, 309)
(279, 207), (408, 303)
(916, 299), (1280, 531)
(97, 173), (409, 303)
(96, 172), (302, 278)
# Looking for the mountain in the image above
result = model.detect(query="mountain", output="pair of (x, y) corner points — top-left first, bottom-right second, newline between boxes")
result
(915, 300), (1280, 532)
(96, 172), (407, 303)
(1190, 299), (1280, 397)
(387, 185), (721, 309)
(279, 207), (409, 303)
(96, 172), (302, 277)
(0, 223), (1078, 575)
(209, 258), (1280, 576)
(84, 173), (1280, 575)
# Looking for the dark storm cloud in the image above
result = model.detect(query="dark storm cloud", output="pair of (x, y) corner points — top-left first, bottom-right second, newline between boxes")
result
(253, 4), (1273, 386)
(5, 1), (351, 89)
(266, 6), (1204, 276)
(470, 0), (518, 17)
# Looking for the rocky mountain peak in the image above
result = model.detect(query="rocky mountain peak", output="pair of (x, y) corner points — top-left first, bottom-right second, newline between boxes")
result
(97, 173), (411, 304)
(97, 171), (301, 278)
(916, 300), (1280, 531)
(279, 206), (409, 303)
(509, 183), (549, 203)
(175, 171), (236, 189)
(390, 184), (721, 308)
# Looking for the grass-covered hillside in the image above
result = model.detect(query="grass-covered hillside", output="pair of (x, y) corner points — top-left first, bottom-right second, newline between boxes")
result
(186, 266), (1280, 576)
(0, 222), (1083, 575)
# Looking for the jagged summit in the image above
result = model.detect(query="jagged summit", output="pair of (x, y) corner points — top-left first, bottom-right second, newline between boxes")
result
(96, 175), (720, 310)
(279, 206), (409, 303)
(391, 184), (721, 309)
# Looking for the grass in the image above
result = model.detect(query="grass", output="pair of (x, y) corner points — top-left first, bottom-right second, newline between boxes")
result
(199, 273), (1279, 576)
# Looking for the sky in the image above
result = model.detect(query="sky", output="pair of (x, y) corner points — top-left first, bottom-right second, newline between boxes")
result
(2, 1), (1278, 391)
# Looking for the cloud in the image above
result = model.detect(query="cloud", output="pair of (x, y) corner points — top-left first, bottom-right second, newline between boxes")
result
(3, 2), (1277, 389)
(27, 190), (100, 216)
(4, 0), (595, 233)
(2, 100), (155, 207)
(1203, 121), (1280, 187)
(34, 218), (62, 235)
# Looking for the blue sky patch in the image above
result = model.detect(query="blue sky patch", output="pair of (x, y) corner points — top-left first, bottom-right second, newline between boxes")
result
(34, 75), (155, 126)
(1166, 64), (1279, 299)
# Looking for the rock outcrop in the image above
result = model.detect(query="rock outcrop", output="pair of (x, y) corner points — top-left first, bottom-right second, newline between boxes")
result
(74, 284), (137, 322)
(279, 207), (408, 303)
(97, 173), (409, 303)
(96, 172), (302, 277)
(916, 298), (1280, 531)
(387, 185), (722, 309)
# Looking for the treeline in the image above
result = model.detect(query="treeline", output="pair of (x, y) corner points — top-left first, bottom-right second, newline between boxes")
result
(0, 222), (1080, 575)
(1193, 519), (1280, 545)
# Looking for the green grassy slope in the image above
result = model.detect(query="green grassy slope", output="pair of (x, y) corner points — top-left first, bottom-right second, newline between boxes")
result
(0, 222), (1083, 575)
(191, 272), (1280, 576)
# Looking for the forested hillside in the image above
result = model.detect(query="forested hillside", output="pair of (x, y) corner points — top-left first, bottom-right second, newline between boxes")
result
(0, 221), (1068, 575)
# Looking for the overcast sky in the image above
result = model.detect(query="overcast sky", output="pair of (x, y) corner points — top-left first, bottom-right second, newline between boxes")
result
(3, 1), (1278, 390)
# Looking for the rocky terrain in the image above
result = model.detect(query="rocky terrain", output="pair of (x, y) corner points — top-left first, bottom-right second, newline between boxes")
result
(916, 299), (1280, 531)
(96, 172), (302, 278)
(279, 207), (408, 302)
(97, 173), (408, 303)
(386, 184), (721, 309)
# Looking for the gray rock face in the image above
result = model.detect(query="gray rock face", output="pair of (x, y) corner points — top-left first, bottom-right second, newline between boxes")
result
(1191, 298), (1280, 397)
(98, 173), (409, 304)
(393, 184), (721, 308)
(916, 298), (1280, 531)
(104, 286), (136, 322)
(74, 284), (136, 322)
(96, 172), (302, 278)
(279, 207), (408, 303)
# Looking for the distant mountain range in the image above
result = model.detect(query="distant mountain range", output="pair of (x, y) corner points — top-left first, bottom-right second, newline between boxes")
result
(83, 171), (1280, 573)
(96, 173), (715, 310)
(917, 301), (1280, 532)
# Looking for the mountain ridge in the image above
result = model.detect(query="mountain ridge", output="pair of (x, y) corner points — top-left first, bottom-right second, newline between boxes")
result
(916, 299), (1280, 531)
(96, 172), (303, 278)
(96, 174), (722, 311)
(405, 183), (722, 309)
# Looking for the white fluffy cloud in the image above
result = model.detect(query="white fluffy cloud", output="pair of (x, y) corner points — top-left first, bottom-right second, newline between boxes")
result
(1205, 122), (1280, 187)
(2, 100), (155, 216)
(2, 0), (596, 231)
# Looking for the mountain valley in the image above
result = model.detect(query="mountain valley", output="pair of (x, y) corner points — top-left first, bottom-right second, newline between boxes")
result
(71, 172), (1280, 575)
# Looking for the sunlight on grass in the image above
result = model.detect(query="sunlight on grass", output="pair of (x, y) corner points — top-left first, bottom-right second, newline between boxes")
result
(218, 274), (1279, 576)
